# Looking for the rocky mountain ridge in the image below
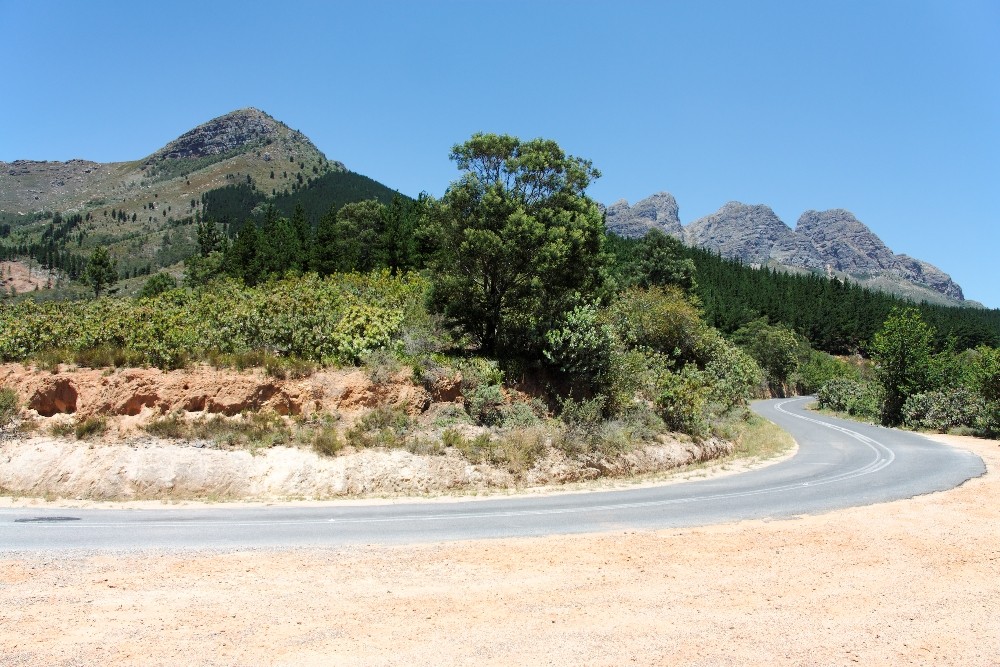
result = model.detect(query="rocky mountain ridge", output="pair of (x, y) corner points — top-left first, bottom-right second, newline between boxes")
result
(606, 193), (964, 304)
(0, 108), (338, 214)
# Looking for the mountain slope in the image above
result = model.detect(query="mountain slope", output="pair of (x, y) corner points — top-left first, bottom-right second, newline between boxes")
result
(0, 108), (395, 280)
(605, 192), (965, 305)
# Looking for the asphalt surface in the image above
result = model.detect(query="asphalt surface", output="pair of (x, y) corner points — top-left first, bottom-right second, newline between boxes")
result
(0, 397), (986, 552)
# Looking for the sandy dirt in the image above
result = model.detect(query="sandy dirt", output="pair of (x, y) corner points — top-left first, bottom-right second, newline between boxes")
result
(2, 433), (999, 666)
(0, 261), (56, 294)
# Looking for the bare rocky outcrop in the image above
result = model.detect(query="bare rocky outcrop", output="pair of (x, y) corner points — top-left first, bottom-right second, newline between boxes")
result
(603, 192), (683, 239)
(0, 364), (432, 422)
(795, 209), (898, 273)
(143, 108), (337, 166)
(683, 202), (826, 270)
(894, 254), (964, 301)
(26, 376), (78, 416)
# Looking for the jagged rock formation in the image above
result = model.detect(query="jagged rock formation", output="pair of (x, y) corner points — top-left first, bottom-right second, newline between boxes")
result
(795, 209), (897, 273)
(684, 202), (826, 271)
(894, 255), (964, 301)
(605, 192), (965, 303)
(604, 192), (683, 238)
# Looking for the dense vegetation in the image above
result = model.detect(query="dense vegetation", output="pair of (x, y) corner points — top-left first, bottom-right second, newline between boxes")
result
(1, 132), (998, 446)
(607, 234), (1000, 354)
(816, 307), (999, 435)
(200, 170), (402, 234)
(0, 272), (423, 370)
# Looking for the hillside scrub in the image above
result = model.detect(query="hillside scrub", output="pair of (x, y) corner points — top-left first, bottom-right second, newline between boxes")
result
(0, 271), (424, 370)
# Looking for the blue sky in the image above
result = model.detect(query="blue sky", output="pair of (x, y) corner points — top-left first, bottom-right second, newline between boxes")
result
(3, 0), (998, 307)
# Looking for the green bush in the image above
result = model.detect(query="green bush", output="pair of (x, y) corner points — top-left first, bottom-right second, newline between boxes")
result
(0, 386), (18, 427)
(75, 415), (107, 440)
(0, 271), (426, 370)
(466, 383), (506, 426)
(345, 406), (411, 449)
(458, 357), (504, 389)
(138, 272), (177, 299)
(543, 302), (614, 387)
(144, 412), (187, 438)
(977, 401), (1000, 437)
(793, 348), (858, 394)
(498, 400), (545, 429)
(731, 319), (799, 393)
(655, 366), (710, 436)
(902, 388), (981, 432)
(703, 334), (764, 412)
(816, 377), (882, 419)
(311, 425), (343, 456)
(604, 286), (712, 364)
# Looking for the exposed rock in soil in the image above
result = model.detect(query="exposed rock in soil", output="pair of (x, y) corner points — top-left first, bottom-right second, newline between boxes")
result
(0, 362), (732, 501)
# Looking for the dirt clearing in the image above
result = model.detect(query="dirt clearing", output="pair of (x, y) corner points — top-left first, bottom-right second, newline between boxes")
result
(2, 433), (999, 666)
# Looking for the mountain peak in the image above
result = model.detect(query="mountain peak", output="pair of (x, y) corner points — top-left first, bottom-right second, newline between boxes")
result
(144, 108), (326, 164)
(603, 191), (682, 238)
(684, 201), (825, 270)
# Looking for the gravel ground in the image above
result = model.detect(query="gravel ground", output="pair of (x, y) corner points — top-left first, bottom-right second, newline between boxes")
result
(2, 433), (998, 666)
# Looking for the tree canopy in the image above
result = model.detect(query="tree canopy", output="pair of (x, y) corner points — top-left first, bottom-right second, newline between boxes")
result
(85, 247), (118, 297)
(425, 133), (607, 356)
(872, 307), (934, 425)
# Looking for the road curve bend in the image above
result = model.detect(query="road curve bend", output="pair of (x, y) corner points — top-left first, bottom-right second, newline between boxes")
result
(0, 398), (986, 552)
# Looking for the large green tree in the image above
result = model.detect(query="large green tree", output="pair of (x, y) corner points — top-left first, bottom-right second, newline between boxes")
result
(425, 133), (606, 356)
(871, 307), (934, 425)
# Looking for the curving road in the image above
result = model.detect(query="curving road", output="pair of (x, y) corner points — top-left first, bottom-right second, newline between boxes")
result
(0, 397), (986, 552)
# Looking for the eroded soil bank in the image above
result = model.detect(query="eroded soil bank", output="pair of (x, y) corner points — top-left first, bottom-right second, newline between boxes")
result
(0, 363), (732, 501)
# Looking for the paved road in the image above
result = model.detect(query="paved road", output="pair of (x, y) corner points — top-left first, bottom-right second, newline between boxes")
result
(0, 398), (985, 552)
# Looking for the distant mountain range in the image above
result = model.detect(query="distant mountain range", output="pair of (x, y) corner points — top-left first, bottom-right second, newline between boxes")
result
(604, 193), (966, 306)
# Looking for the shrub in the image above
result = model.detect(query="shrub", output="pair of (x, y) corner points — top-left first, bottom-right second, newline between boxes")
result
(902, 388), (981, 432)
(345, 406), (410, 449)
(490, 428), (546, 473)
(559, 394), (607, 432)
(75, 415), (107, 440)
(138, 272), (177, 299)
(0, 271), (426, 370)
(731, 319), (799, 394)
(543, 302), (614, 387)
(977, 401), (1000, 437)
(655, 366), (710, 436)
(48, 420), (74, 438)
(363, 348), (400, 386)
(452, 432), (495, 465)
(816, 377), (882, 419)
(144, 412), (187, 438)
(188, 411), (291, 452)
(702, 334), (764, 413)
(605, 286), (712, 364)
(499, 399), (546, 429)
(794, 348), (859, 395)
(459, 357), (504, 389)
(466, 383), (506, 426)
(0, 386), (18, 427)
(440, 428), (466, 449)
(311, 425), (342, 456)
